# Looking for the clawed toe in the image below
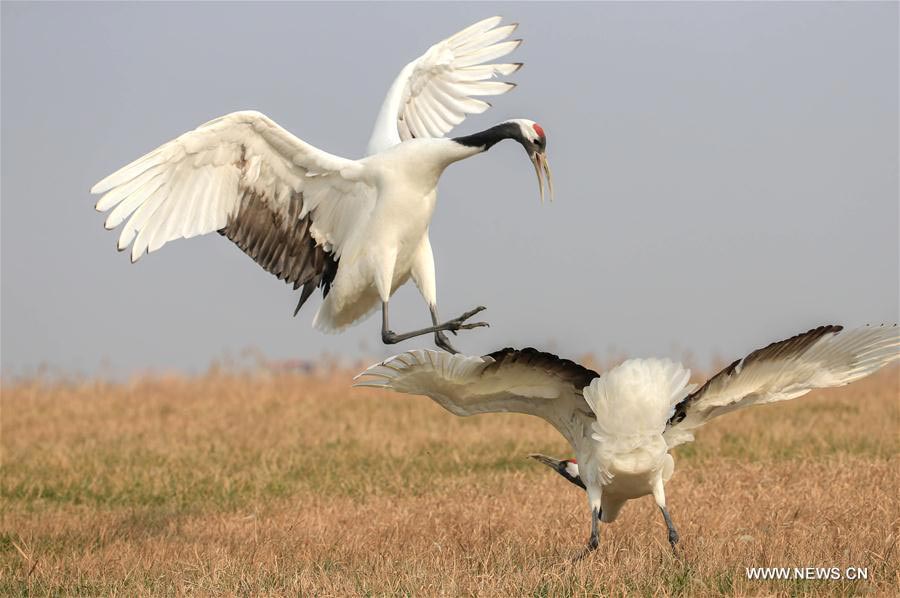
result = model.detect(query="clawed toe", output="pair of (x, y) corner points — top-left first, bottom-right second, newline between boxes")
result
(448, 306), (488, 330)
(435, 332), (458, 354)
(459, 305), (487, 320)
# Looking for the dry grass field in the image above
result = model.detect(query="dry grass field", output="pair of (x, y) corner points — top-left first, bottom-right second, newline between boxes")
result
(2, 360), (898, 596)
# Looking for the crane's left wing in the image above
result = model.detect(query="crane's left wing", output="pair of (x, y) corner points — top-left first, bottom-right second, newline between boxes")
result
(91, 111), (375, 315)
(664, 325), (899, 448)
(354, 348), (599, 442)
(367, 17), (522, 154)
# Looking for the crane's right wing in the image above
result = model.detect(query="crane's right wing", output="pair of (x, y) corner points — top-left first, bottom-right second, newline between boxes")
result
(367, 17), (522, 154)
(664, 325), (900, 448)
(92, 111), (376, 314)
(354, 348), (599, 442)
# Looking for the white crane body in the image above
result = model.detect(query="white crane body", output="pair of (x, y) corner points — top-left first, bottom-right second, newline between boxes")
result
(90, 17), (549, 352)
(314, 139), (480, 331)
(355, 325), (900, 555)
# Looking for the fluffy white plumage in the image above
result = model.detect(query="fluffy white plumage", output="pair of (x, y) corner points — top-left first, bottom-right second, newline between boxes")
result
(585, 358), (693, 441)
(355, 325), (900, 551)
(90, 18), (525, 340)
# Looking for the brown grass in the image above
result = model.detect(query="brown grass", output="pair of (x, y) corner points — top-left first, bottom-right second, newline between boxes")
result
(2, 364), (898, 596)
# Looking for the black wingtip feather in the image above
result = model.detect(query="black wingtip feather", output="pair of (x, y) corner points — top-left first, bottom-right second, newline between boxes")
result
(483, 347), (599, 389)
(220, 188), (338, 319)
(667, 324), (845, 427)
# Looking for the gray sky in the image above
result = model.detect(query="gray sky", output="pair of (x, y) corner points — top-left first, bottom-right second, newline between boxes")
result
(2, 2), (898, 377)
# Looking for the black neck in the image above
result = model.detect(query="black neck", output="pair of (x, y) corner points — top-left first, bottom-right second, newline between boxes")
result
(452, 122), (523, 151)
(558, 463), (586, 490)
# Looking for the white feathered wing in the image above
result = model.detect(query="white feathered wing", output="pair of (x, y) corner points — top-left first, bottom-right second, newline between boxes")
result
(367, 16), (522, 155)
(664, 325), (900, 448)
(92, 111), (373, 263)
(354, 348), (599, 445)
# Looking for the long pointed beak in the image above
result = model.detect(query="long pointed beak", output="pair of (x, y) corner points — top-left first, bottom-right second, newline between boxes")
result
(530, 453), (586, 490)
(530, 152), (554, 203)
(529, 453), (564, 470)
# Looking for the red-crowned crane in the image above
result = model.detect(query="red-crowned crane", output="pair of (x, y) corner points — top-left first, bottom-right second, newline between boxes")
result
(354, 325), (899, 557)
(91, 17), (552, 353)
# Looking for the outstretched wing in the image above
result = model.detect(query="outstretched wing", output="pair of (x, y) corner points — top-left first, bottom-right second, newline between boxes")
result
(664, 325), (900, 447)
(91, 111), (375, 314)
(367, 16), (522, 154)
(354, 348), (599, 444)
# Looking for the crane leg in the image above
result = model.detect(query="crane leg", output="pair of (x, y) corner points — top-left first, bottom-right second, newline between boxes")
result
(660, 506), (680, 551)
(653, 479), (679, 552)
(573, 506), (602, 561)
(381, 302), (488, 351)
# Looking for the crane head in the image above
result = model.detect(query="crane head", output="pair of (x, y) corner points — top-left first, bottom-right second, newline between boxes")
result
(505, 119), (554, 203)
(529, 453), (585, 490)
